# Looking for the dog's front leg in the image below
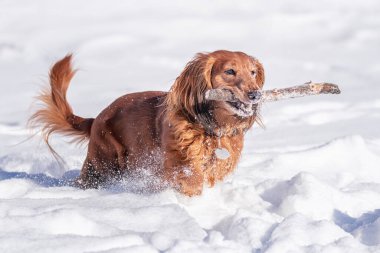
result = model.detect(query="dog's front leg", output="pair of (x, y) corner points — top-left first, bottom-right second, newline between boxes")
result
(163, 155), (204, 196)
(176, 166), (204, 196)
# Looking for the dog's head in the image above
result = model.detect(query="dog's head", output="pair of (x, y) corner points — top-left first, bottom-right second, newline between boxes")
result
(167, 50), (265, 129)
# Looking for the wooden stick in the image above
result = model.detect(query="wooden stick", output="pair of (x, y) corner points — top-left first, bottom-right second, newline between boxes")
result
(205, 82), (341, 104)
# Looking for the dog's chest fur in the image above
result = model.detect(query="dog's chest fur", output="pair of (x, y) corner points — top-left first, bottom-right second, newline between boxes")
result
(200, 134), (244, 186)
(164, 113), (246, 187)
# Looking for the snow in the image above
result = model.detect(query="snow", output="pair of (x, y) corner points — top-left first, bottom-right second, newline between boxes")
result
(1, 0), (380, 252)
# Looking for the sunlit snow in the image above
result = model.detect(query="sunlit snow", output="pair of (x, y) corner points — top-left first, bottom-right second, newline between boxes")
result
(1, 1), (380, 252)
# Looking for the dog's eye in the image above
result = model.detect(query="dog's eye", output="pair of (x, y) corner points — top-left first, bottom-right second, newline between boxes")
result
(251, 71), (256, 77)
(224, 69), (236, 75)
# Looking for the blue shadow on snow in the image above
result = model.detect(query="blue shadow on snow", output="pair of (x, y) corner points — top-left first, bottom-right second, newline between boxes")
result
(0, 168), (80, 187)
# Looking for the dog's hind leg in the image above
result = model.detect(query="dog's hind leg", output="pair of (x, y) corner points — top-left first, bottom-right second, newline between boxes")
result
(76, 125), (129, 188)
(76, 158), (104, 188)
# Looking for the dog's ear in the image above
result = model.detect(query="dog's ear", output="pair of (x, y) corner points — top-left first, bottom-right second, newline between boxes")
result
(167, 53), (215, 117)
(252, 57), (265, 88)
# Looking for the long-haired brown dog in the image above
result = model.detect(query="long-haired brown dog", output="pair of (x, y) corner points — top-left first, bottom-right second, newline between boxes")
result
(30, 50), (264, 196)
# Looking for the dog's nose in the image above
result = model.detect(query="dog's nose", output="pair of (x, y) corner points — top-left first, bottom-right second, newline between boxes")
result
(247, 90), (262, 102)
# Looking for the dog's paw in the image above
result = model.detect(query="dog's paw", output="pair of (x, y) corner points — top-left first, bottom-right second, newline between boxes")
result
(176, 176), (203, 197)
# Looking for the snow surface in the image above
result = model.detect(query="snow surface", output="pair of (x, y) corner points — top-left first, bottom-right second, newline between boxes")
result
(1, 0), (380, 252)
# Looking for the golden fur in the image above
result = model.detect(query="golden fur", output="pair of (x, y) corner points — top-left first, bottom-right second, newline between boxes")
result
(30, 50), (265, 196)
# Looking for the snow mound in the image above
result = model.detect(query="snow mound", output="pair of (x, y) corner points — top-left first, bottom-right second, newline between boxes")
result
(1, 0), (380, 252)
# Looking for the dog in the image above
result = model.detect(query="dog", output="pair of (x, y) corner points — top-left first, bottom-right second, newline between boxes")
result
(30, 50), (265, 196)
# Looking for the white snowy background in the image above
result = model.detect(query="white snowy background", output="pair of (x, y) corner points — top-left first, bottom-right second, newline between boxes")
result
(1, 0), (380, 252)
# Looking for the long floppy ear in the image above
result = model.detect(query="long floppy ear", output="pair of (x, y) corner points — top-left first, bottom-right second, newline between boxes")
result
(250, 57), (265, 128)
(166, 53), (215, 118)
(252, 58), (265, 88)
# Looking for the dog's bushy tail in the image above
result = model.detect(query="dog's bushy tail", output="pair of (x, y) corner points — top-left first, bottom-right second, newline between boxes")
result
(29, 54), (94, 158)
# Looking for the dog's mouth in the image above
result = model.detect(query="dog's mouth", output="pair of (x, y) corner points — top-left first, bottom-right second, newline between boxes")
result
(226, 100), (256, 117)
(212, 89), (258, 117)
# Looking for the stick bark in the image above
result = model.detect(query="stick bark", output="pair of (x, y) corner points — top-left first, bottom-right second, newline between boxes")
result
(205, 82), (340, 104)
